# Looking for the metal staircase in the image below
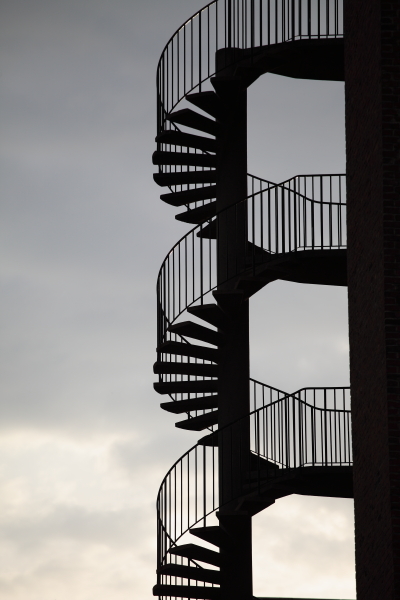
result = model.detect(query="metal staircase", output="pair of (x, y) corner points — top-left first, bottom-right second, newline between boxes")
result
(151, 2), (351, 599)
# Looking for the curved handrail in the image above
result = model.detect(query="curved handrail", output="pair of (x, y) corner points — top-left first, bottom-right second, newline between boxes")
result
(154, 4), (346, 595)
(157, 173), (346, 353)
(156, 0), (344, 220)
(156, 382), (351, 582)
(157, 0), (344, 134)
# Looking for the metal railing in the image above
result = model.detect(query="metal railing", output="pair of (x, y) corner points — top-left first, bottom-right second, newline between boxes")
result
(156, 173), (346, 352)
(156, 383), (351, 588)
(157, 0), (344, 132)
(156, 0), (344, 220)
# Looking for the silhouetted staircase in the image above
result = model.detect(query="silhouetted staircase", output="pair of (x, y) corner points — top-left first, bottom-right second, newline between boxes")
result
(152, 2), (352, 600)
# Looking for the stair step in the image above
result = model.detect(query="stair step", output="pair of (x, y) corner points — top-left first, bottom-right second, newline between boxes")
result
(168, 321), (223, 346)
(235, 493), (276, 517)
(153, 584), (220, 599)
(190, 526), (228, 548)
(161, 186), (217, 207)
(157, 563), (220, 584)
(212, 289), (244, 312)
(167, 108), (218, 136)
(154, 380), (218, 395)
(152, 151), (217, 168)
(169, 543), (220, 567)
(175, 202), (217, 225)
(158, 341), (218, 362)
(246, 469), (280, 482)
(245, 241), (271, 264)
(186, 91), (221, 118)
(198, 432), (218, 447)
(156, 130), (217, 153)
(161, 395), (218, 414)
(235, 276), (269, 298)
(187, 304), (228, 330)
(197, 220), (217, 239)
(154, 361), (218, 377)
(176, 410), (218, 431)
(154, 170), (217, 187)
(249, 453), (279, 471)
(211, 75), (246, 98)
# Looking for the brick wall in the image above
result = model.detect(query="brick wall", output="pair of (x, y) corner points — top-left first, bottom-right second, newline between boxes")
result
(345, 0), (400, 597)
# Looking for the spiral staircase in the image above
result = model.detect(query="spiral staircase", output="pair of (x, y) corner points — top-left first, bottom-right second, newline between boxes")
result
(152, 2), (352, 599)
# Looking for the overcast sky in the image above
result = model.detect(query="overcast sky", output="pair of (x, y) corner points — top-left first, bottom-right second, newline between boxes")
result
(1, 1), (355, 598)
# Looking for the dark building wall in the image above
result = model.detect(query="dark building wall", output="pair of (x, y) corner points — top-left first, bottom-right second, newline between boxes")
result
(344, 1), (400, 597)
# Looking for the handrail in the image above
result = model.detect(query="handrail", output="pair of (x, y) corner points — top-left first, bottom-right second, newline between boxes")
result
(156, 382), (351, 584)
(157, 173), (346, 355)
(157, 0), (344, 134)
(154, 4), (346, 596)
(156, 0), (344, 216)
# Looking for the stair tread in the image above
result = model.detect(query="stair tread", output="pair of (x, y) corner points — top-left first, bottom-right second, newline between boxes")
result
(198, 432), (218, 447)
(167, 108), (218, 136)
(158, 341), (219, 362)
(168, 543), (220, 566)
(156, 130), (217, 152)
(153, 584), (220, 599)
(154, 361), (218, 377)
(154, 170), (217, 187)
(175, 202), (217, 225)
(186, 91), (221, 118)
(168, 320), (222, 346)
(176, 410), (218, 431)
(153, 150), (216, 168)
(154, 380), (218, 395)
(161, 186), (217, 207)
(161, 395), (218, 414)
(157, 563), (220, 584)
(197, 220), (217, 239)
(187, 304), (228, 330)
(190, 526), (227, 548)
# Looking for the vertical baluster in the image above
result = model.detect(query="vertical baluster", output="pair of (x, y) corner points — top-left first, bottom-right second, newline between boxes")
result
(203, 444), (206, 525)
(184, 22), (187, 95)
(326, 0), (330, 36)
(199, 8), (202, 91)
(318, 0), (321, 38)
(319, 175), (323, 249)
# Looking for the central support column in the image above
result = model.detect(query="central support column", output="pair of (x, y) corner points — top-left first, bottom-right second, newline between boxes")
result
(214, 50), (253, 600)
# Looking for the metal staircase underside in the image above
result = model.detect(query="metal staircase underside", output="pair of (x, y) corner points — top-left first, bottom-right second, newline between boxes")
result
(152, 2), (351, 599)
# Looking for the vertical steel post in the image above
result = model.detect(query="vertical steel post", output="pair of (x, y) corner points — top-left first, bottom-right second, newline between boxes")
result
(214, 49), (252, 600)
